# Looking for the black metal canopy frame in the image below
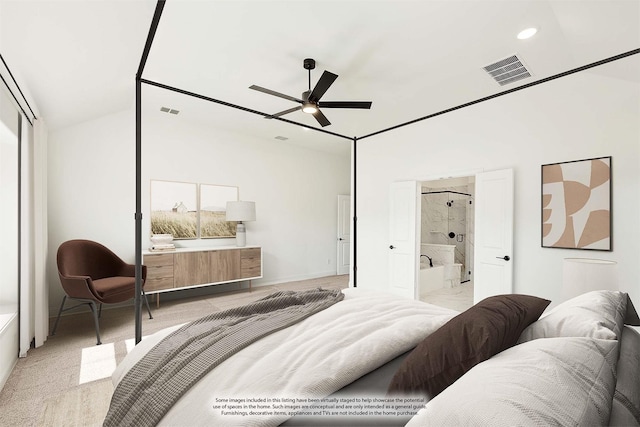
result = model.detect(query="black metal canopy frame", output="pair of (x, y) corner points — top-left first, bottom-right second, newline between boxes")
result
(134, 0), (639, 343)
(0, 54), (37, 126)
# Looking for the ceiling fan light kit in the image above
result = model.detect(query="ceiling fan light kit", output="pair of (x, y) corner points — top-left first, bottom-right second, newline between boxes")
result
(301, 90), (318, 113)
(302, 103), (318, 114)
(249, 58), (373, 127)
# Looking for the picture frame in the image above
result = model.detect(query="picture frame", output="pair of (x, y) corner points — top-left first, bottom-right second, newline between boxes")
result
(541, 156), (611, 250)
(150, 180), (198, 239)
(199, 184), (239, 238)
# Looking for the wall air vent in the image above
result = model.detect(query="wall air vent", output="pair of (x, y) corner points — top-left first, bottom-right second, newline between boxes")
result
(483, 54), (531, 86)
(274, 136), (289, 141)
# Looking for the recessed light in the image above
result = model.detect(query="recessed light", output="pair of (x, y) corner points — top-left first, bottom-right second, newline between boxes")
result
(517, 27), (538, 40)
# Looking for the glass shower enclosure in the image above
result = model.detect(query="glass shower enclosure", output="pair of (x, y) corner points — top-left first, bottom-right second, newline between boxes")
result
(421, 191), (473, 282)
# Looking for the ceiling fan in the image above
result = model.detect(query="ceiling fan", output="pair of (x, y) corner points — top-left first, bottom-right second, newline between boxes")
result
(249, 58), (372, 127)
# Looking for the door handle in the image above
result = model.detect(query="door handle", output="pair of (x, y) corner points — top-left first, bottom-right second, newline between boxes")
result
(496, 255), (511, 261)
(389, 245), (395, 249)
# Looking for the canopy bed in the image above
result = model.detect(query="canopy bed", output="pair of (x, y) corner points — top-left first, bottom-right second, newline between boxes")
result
(120, 1), (640, 425)
(131, 2), (639, 343)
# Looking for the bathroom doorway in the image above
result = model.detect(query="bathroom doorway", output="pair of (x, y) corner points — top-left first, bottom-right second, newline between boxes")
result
(419, 176), (475, 311)
(388, 168), (513, 308)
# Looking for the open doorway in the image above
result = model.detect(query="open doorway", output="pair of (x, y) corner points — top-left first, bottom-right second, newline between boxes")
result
(418, 176), (475, 311)
(388, 169), (513, 309)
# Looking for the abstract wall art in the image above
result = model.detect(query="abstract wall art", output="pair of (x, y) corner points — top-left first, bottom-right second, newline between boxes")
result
(541, 156), (611, 250)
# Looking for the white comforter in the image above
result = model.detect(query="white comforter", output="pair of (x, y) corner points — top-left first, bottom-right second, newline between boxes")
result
(112, 288), (457, 426)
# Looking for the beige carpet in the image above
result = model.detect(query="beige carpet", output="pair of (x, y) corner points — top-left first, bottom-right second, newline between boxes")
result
(0, 275), (348, 427)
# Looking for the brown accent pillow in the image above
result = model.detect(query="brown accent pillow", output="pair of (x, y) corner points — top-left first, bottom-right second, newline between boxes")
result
(387, 294), (550, 399)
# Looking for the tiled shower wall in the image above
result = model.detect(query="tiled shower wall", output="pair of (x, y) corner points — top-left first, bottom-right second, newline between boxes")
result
(421, 183), (474, 282)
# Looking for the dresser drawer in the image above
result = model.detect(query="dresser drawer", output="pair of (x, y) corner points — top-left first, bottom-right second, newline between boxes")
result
(147, 264), (173, 279)
(240, 248), (261, 278)
(145, 276), (174, 292)
(144, 253), (174, 268)
(240, 248), (261, 259)
(144, 253), (174, 292)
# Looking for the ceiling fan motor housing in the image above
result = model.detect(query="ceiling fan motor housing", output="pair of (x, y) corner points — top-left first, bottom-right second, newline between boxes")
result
(303, 58), (316, 70)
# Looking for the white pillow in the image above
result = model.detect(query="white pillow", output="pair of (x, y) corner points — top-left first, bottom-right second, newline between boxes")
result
(518, 290), (627, 342)
(406, 337), (618, 427)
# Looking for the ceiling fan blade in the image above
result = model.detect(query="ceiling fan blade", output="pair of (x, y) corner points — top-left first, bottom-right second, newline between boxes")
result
(308, 71), (338, 103)
(265, 106), (302, 118)
(318, 101), (372, 109)
(249, 85), (303, 103)
(312, 109), (331, 127)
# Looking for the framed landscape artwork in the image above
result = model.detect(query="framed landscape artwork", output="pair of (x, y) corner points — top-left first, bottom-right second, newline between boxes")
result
(199, 184), (238, 238)
(150, 180), (198, 239)
(541, 156), (611, 250)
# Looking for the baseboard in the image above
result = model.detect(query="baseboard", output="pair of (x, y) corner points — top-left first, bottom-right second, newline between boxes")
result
(254, 270), (339, 288)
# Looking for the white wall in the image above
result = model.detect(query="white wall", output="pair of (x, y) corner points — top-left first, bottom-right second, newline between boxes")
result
(47, 109), (350, 313)
(356, 66), (640, 305)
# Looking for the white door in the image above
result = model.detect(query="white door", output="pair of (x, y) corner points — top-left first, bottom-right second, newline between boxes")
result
(474, 168), (514, 303)
(389, 181), (420, 299)
(336, 195), (350, 275)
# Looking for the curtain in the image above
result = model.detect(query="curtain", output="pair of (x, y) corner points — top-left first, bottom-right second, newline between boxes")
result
(33, 117), (48, 349)
(19, 114), (33, 356)
(19, 117), (48, 356)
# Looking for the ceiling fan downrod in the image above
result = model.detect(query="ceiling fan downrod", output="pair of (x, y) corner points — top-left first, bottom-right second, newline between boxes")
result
(303, 58), (316, 91)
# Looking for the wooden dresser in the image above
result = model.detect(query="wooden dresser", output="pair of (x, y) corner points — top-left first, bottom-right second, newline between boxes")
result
(143, 246), (262, 304)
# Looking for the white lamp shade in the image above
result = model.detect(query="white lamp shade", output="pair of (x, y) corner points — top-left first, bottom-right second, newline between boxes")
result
(226, 201), (256, 222)
(562, 258), (618, 301)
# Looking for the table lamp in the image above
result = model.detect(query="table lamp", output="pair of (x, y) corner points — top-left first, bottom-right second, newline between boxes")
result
(226, 201), (256, 247)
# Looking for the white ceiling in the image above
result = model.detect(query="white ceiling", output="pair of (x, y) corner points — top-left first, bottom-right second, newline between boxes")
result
(1, 0), (639, 155)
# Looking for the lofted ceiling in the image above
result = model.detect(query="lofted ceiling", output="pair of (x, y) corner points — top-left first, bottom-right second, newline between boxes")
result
(1, 0), (639, 155)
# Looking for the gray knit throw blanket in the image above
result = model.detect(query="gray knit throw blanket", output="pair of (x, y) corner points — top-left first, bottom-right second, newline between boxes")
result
(103, 288), (344, 427)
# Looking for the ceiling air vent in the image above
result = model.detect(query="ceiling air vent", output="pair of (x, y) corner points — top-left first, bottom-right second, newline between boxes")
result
(483, 54), (531, 86)
(160, 107), (180, 115)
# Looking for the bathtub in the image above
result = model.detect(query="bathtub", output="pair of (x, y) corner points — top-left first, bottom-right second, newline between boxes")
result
(419, 263), (445, 294)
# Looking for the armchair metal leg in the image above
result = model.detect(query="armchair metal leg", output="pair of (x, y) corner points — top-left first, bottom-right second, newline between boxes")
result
(142, 290), (153, 319)
(87, 301), (102, 345)
(51, 295), (67, 336)
(50, 295), (103, 345)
